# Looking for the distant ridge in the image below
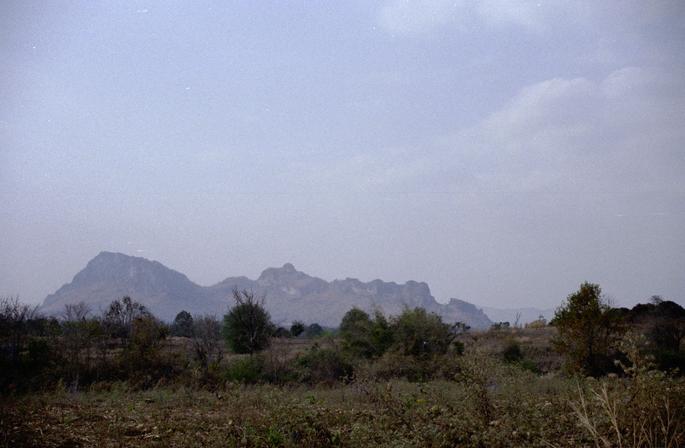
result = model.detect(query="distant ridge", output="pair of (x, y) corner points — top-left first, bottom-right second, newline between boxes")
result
(481, 306), (556, 326)
(40, 251), (493, 328)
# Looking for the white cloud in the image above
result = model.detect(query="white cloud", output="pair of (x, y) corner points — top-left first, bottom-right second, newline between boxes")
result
(378, 0), (560, 34)
(293, 66), (685, 195)
(475, 0), (548, 30)
(377, 1), (684, 36)
(440, 66), (685, 193)
(287, 147), (433, 193)
(379, 0), (463, 35)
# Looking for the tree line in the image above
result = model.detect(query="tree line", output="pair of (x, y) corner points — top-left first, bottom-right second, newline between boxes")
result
(1, 282), (683, 394)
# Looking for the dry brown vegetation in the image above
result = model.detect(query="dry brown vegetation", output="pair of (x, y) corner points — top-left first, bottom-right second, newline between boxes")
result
(2, 328), (683, 448)
(2, 293), (684, 447)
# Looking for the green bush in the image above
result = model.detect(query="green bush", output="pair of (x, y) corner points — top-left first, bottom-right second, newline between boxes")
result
(221, 352), (298, 385)
(305, 323), (324, 338)
(517, 359), (540, 374)
(340, 308), (375, 358)
(223, 289), (274, 354)
(223, 356), (265, 384)
(572, 333), (685, 448)
(171, 311), (194, 338)
(290, 321), (305, 337)
(391, 308), (455, 359)
(501, 341), (523, 363)
(297, 346), (353, 384)
(368, 351), (461, 382)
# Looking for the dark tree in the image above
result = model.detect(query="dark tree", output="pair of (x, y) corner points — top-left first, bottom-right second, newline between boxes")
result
(645, 299), (685, 352)
(290, 321), (305, 337)
(340, 308), (375, 358)
(121, 315), (168, 378)
(370, 310), (394, 357)
(103, 296), (150, 339)
(340, 308), (393, 358)
(0, 296), (39, 365)
(502, 341), (523, 363)
(552, 282), (622, 376)
(171, 310), (194, 338)
(627, 297), (685, 371)
(61, 302), (103, 381)
(222, 289), (274, 354)
(273, 327), (292, 338)
(305, 323), (324, 338)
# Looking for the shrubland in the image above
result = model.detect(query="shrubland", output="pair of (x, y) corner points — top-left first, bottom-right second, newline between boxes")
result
(1, 283), (684, 447)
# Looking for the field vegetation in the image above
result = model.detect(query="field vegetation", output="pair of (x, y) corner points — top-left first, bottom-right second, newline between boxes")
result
(1, 284), (684, 447)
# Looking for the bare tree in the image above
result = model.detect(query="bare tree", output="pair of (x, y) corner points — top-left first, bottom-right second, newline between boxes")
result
(514, 312), (522, 329)
(103, 296), (150, 339)
(61, 302), (102, 383)
(62, 302), (91, 322)
(192, 315), (224, 371)
(0, 296), (39, 364)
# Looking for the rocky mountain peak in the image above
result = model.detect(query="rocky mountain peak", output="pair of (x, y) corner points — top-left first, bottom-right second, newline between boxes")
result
(41, 252), (493, 328)
(258, 263), (307, 283)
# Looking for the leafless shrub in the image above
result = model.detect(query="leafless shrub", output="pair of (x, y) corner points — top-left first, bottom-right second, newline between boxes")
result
(62, 302), (91, 322)
(192, 314), (224, 371)
(0, 296), (39, 362)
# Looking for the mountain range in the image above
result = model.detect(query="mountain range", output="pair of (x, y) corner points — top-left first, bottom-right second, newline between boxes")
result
(40, 252), (496, 328)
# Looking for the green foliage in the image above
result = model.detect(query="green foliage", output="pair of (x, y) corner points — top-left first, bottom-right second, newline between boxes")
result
(340, 307), (463, 381)
(498, 340), (540, 373)
(3, 320), (685, 447)
(339, 308), (375, 358)
(491, 322), (511, 331)
(572, 332), (685, 448)
(171, 311), (194, 338)
(501, 341), (523, 363)
(273, 327), (292, 338)
(391, 308), (455, 359)
(337, 307), (462, 381)
(129, 317), (168, 354)
(290, 321), (305, 337)
(552, 282), (622, 376)
(632, 298), (685, 371)
(517, 359), (540, 374)
(119, 317), (171, 387)
(305, 323), (324, 338)
(296, 345), (353, 384)
(223, 356), (265, 384)
(222, 289), (274, 354)
(368, 350), (461, 382)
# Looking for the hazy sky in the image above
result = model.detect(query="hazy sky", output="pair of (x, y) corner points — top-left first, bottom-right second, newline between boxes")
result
(1, 1), (684, 308)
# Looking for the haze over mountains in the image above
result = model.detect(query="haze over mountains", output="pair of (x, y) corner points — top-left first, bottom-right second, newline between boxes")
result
(481, 307), (556, 326)
(41, 252), (497, 328)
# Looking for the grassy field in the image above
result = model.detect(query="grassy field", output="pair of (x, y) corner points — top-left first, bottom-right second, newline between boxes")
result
(3, 328), (683, 448)
(1, 366), (580, 447)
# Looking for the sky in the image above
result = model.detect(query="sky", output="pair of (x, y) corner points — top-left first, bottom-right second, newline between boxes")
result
(1, 1), (684, 309)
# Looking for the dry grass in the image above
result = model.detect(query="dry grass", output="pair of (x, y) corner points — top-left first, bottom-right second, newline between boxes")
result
(2, 330), (682, 448)
(0, 356), (592, 448)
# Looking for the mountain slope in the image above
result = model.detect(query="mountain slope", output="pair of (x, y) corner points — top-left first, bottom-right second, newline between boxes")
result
(41, 252), (492, 328)
(41, 252), (216, 318)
